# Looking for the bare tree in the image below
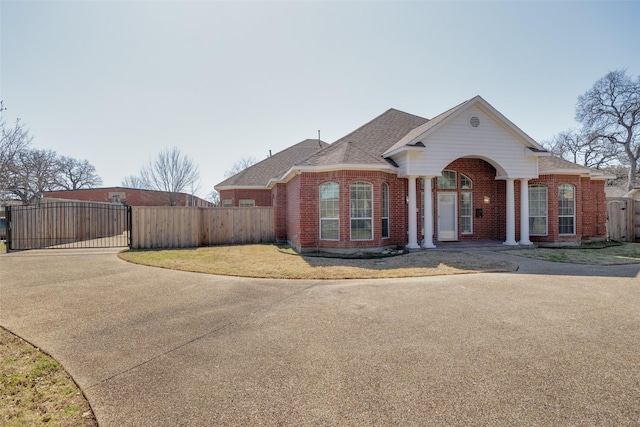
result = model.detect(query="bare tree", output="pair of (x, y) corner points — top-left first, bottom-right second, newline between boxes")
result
(224, 156), (258, 178)
(207, 189), (220, 207)
(6, 149), (60, 204)
(576, 70), (640, 190)
(121, 175), (149, 189)
(125, 147), (200, 205)
(1, 106), (33, 192)
(545, 128), (620, 169)
(56, 156), (103, 190)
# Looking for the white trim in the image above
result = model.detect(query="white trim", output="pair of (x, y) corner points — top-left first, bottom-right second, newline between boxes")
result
(384, 96), (546, 159)
(350, 181), (374, 241)
(271, 164), (398, 188)
(421, 177), (436, 248)
(504, 178), (517, 245)
(437, 192), (458, 241)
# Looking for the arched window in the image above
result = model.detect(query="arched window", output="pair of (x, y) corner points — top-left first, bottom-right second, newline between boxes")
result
(319, 182), (339, 240)
(529, 185), (547, 235)
(558, 184), (575, 235)
(350, 182), (373, 240)
(460, 174), (473, 189)
(381, 183), (390, 239)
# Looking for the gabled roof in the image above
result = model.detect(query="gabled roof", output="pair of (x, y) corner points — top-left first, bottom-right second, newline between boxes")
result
(300, 108), (429, 167)
(215, 139), (328, 189)
(383, 95), (546, 157)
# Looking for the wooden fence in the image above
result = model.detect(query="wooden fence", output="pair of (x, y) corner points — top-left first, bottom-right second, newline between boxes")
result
(130, 206), (276, 249)
(606, 197), (640, 242)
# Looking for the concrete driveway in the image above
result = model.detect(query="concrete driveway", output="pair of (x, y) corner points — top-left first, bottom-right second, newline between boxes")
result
(1, 248), (639, 426)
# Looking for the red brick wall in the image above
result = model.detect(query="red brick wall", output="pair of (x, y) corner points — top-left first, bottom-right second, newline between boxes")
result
(286, 175), (302, 249)
(44, 188), (210, 207)
(273, 183), (287, 242)
(222, 162), (608, 251)
(527, 175), (606, 244)
(218, 189), (272, 207)
(421, 159), (506, 241)
(286, 170), (408, 251)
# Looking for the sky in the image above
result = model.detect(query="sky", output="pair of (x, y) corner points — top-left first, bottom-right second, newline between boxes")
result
(1, 1), (639, 198)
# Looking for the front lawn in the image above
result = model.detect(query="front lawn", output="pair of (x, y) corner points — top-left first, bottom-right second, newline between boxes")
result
(509, 242), (640, 265)
(118, 244), (517, 279)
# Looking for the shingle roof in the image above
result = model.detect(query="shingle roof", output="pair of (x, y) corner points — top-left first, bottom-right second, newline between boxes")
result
(215, 139), (328, 188)
(300, 108), (429, 167)
(383, 99), (469, 155)
(538, 156), (593, 173)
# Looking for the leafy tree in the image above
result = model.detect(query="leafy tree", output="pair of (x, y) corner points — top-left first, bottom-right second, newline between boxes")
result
(56, 156), (103, 190)
(576, 70), (640, 190)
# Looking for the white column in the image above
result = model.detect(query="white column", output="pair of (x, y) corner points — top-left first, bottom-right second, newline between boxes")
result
(504, 178), (517, 246)
(519, 179), (532, 245)
(422, 176), (436, 248)
(406, 176), (420, 249)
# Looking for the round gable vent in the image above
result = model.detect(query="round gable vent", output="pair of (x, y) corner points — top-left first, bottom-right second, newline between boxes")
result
(469, 116), (480, 128)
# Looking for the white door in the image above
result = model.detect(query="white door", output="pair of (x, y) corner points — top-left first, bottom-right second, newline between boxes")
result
(438, 193), (458, 241)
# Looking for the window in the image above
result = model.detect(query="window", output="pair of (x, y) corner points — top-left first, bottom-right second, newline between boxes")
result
(461, 192), (472, 234)
(381, 183), (390, 238)
(350, 182), (372, 240)
(222, 199), (233, 207)
(529, 185), (547, 235)
(437, 170), (457, 189)
(461, 174), (472, 190)
(239, 199), (255, 207)
(558, 184), (575, 235)
(320, 182), (339, 240)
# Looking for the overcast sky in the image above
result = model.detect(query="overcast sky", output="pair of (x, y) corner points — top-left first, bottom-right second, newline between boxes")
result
(2, 1), (639, 197)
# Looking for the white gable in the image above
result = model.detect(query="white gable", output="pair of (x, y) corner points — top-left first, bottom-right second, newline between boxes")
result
(388, 97), (545, 179)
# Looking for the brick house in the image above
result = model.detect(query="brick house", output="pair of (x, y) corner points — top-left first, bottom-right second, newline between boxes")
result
(216, 96), (609, 252)
(43, 187), (213, 207)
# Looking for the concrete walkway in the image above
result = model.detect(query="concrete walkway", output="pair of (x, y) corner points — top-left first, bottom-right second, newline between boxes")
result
(1, 248), (639, 426)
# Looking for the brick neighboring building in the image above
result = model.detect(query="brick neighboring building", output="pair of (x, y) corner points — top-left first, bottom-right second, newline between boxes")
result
(43, 187), (213, 207)
(216, 96), (610, 252)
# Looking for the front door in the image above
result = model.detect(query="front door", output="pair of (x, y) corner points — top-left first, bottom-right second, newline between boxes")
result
(438, 193), (458, 241)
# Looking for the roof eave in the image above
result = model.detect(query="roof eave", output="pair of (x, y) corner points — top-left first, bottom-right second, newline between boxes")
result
(383, 145), (424, 159)
(274, 163), (399, 185)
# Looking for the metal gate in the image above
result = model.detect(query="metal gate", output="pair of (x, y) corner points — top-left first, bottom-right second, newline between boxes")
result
(5, 201), (131, 250)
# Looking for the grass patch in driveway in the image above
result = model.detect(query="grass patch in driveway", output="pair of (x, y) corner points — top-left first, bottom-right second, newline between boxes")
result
(0, 327), (97, 427)
(509, 242), (640, 265)
(118, 244), (517, 279)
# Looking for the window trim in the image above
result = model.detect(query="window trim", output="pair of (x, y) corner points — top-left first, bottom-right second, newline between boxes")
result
(350, 181), (373, 241)
(381, 182), (390, 239)
(461, 192), (473, 234)
(437, 170), (457, 190)
(222, 199), (233, 208)
(528, 185), (548, 236)
(460, 173), (473, 190)
(319, 182), (340, 241)
(558, 184), (576, 235)
(238, 199), (255, 207)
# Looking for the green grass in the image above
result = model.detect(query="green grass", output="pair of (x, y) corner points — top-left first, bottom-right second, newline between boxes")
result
(0, 327), (97, 427)
(510, 242), (640, 265)
(118, 244), (518, 279)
